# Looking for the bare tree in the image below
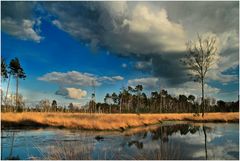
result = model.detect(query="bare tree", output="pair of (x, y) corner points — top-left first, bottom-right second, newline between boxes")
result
(182, 34), (218, 117)
(38, 99), (51, 112)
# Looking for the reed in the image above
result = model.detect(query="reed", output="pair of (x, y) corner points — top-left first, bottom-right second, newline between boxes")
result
(1, 112), (239, 130)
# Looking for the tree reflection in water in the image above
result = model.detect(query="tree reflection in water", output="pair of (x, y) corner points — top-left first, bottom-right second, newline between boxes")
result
(203, 125), (211, 160)
(125, 123), (211, 160)
(128, 140), (143, 149)
(149, 124), (201, 142)
(3, 131), (20, 160)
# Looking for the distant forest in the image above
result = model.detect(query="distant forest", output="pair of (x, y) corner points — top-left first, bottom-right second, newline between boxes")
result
(1, 84), (238, 113)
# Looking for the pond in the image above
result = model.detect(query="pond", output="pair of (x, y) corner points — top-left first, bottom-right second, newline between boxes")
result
(1, 122), (239, 160)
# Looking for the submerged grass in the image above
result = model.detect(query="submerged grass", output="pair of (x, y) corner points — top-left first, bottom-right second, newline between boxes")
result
(1, 112), (239, 130)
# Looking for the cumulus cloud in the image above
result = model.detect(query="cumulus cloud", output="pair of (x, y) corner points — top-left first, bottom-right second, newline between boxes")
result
(38, 71), (124, 86)
(206, 30), (239, 83)
(1, 2), (43, 42)
(44, 1), (186, 55)
(38, 71), (99, 86)
(122, 4), (186, 52)
(99, 75), (124, 82)
(55, 87), (87, 100)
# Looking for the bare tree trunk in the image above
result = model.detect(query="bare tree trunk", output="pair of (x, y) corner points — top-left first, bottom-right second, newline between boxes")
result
(1, 89), (3, 111)
(127, 98), (129, 112)
(16, 76), (19, 111)
(5, 75), (11, 104)
(159, 96), (162, 113)
(110, 104), (111, 114)
(137, 94), (140, 113)
(119, 96), (122, 113)
(201, 79), (205, 117)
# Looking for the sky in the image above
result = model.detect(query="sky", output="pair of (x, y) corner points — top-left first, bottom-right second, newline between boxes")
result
(1, 1), (239, 107)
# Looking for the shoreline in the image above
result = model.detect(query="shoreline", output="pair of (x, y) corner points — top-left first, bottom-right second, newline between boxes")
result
(1, 112), (239, 131)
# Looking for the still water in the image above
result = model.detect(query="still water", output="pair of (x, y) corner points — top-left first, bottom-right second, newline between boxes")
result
(1, 122), (239, 160)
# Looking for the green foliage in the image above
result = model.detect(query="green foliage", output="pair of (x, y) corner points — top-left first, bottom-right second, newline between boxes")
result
(1, 57), (8, 80)
(9, 57), (26, 79)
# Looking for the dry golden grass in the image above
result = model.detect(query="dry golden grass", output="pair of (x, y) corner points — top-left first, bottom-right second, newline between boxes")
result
(1, 112), (239, 130)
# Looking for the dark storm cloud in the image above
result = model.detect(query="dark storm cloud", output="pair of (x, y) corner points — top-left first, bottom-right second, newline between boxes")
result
(151, 54), (189, 86)
(2, 2), (34, 19)
(1, 1), (43, 42)
(154, 1), (239, 35)
(1, 1), (239, 87)
(133, 53), (189, 86)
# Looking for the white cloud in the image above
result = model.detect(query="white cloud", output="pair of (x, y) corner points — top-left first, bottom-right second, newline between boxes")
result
(122, 4), (186, 53)
(112, 76), (124, 81)
(38, 71), (100, 86)
(206, 30), (239, 83)
(2, 18), (43, 43)
(98, 76), (114, 82)
(55, 87), (87, 100)
(38, 71), (124, 86)
(96, 75), (124, 82)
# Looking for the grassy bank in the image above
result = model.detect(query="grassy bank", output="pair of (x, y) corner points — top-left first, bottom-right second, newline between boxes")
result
(1, 112), (239, 130)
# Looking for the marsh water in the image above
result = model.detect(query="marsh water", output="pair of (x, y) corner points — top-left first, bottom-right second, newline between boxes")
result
(1, 122), (239, 160)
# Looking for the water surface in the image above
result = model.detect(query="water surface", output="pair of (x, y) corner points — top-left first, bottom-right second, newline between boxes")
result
(1, 122), (239, 160)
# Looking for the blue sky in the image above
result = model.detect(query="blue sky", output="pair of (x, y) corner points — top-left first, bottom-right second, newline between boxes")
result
(1, 2), (239, 106)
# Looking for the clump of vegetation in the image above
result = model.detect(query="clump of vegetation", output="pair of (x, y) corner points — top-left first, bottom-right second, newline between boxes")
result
(42, 141), (94, 160)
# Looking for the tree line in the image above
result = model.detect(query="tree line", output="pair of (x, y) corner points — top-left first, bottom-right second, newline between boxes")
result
(1, 84), (238, 113)
(87, 85), (238, 114)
